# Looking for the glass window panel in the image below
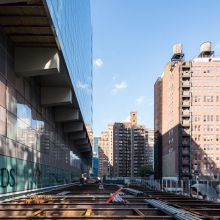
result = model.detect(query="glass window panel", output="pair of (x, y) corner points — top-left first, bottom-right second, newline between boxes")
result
(0, 46), (6, 77)
(24, 79), (31, 103)
(31, 87), (37, 110)
(17, 92), (25, 119)
(0, 155), (7, 193)
(33, 164), (42, 188)
(7, 111), (17, 141)
(24, 161), (34, 190)
(31, 107), (37, 129)
(6, 82), (16, 115)
(6, 157), (16, 193)
(0, 106), (6, 136)
(17, 118), (26, 145)
(16, 159), (25, 191)
(24, 100), (31, 127)
(0, 73), (6, 107)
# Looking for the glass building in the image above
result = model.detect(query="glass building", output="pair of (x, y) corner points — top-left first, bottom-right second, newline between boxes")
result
(0, 0), (92, 194)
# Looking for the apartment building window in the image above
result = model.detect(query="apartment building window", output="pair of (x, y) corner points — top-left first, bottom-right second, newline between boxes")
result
(204, 164), (207, 170)
(217, 135), (219, 141)
(204, 77), (206, 83)
(204, 155), (207, 160)
(211, 96), (213, 102)
(207, 125), (210, 131)
(217, 126), (219, 131)
(217, 115), (219, 122)
(208, 67), (210, 73)
(217, 77), (219, 83)
(204, 144), (206, 150)
(217, 67), (219, 74)
(217, 155), (219, 160)
(211, 125), (213, 131)
(204, 96), (206, 102)
(204, 87), (206, 93)
(217, 145), (219, 150)
(207, 96), (210, 102)
(204, 67), (206, 73)
(198, 87), (201, 93)
(204, 106), (206, 112)
(204, 135), (206, 141)
(198, 116), (201, 121)
(217, 106), (219, 112)
(207, 87), (210, 93)
(198, 125), (200, 131)
(198, 135), (200, 141)
(217, 96), (219, 102)
(207, 115), (210, 121)
(204, 115), (206, 121)
(207, 135), (210, 141)
(211, 115), (213, 121)
(217, 87), (219, 93)
(211, 135), (213, 141)
(207, 164), (210, 170)
(211, 106), (214, 112)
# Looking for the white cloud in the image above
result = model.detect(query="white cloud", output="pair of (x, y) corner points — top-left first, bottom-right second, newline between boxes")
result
(77, 81), (88, 89)
(93, 59), (103, 67)
(112, 81), (127, 94)
(216, 43), (220, 49)
(77, 81), (92, 94)
(135, 96), (145, 104)
(121, 115), (130, 123)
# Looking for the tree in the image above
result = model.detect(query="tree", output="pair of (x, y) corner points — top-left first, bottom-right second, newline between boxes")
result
(137, 165), (153, 177)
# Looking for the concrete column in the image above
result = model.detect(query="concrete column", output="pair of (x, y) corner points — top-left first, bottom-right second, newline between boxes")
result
(64, 122), (83, 133)
(14, 47), (60, 77)
(55, 108), (79, 122)
(41, 87), (72, 106)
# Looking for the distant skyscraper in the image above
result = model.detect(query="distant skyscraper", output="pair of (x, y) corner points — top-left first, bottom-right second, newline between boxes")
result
(113, 112), (154, 177)
(154, 42), (220, 181)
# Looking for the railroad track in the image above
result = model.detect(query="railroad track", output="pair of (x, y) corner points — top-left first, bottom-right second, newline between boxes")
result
(0, 184), (219, 219)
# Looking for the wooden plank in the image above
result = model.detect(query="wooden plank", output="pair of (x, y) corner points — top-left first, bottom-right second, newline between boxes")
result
(85, 209), (92, 216)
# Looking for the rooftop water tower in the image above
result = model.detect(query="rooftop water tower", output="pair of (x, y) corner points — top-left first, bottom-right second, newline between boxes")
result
(198, 42), (214, 57)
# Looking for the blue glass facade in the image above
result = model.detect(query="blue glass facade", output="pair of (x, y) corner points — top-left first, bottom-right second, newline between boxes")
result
(46, 0), (93, 130)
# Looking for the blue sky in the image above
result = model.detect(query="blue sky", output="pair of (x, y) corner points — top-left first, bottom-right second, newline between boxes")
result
(91, 0), (220, 136)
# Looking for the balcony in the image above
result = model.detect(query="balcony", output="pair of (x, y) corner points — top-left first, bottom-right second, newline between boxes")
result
(182, 149), (190, 155)
(182, 120), (190, 127)
(182, 72), (190, 77)
(182, 91), (190, 97)
(182, 141), (190, 146)
(182, 159), (190, 165)
(182, 129), (190, 136)
(182, 101), (190, 107)
(182, 81), (190, 87)
(182, 111), (190, 117)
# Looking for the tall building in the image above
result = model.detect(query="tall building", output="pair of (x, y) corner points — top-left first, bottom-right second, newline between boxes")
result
(98, 130), (109, 177)
(93, 137), (100, 176)
(113, 112), (154, 177)
(0, 0), (92, 194)
(154, 42), (220, 181)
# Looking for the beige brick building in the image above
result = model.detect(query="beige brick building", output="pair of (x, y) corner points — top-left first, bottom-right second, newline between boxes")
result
(154, 42), (220, 181)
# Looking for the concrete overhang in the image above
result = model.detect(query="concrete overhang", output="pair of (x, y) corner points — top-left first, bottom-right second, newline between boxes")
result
(74, 138), (88, 146)
(69, 131), (87, 140)
(0, 0), (92, 152)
